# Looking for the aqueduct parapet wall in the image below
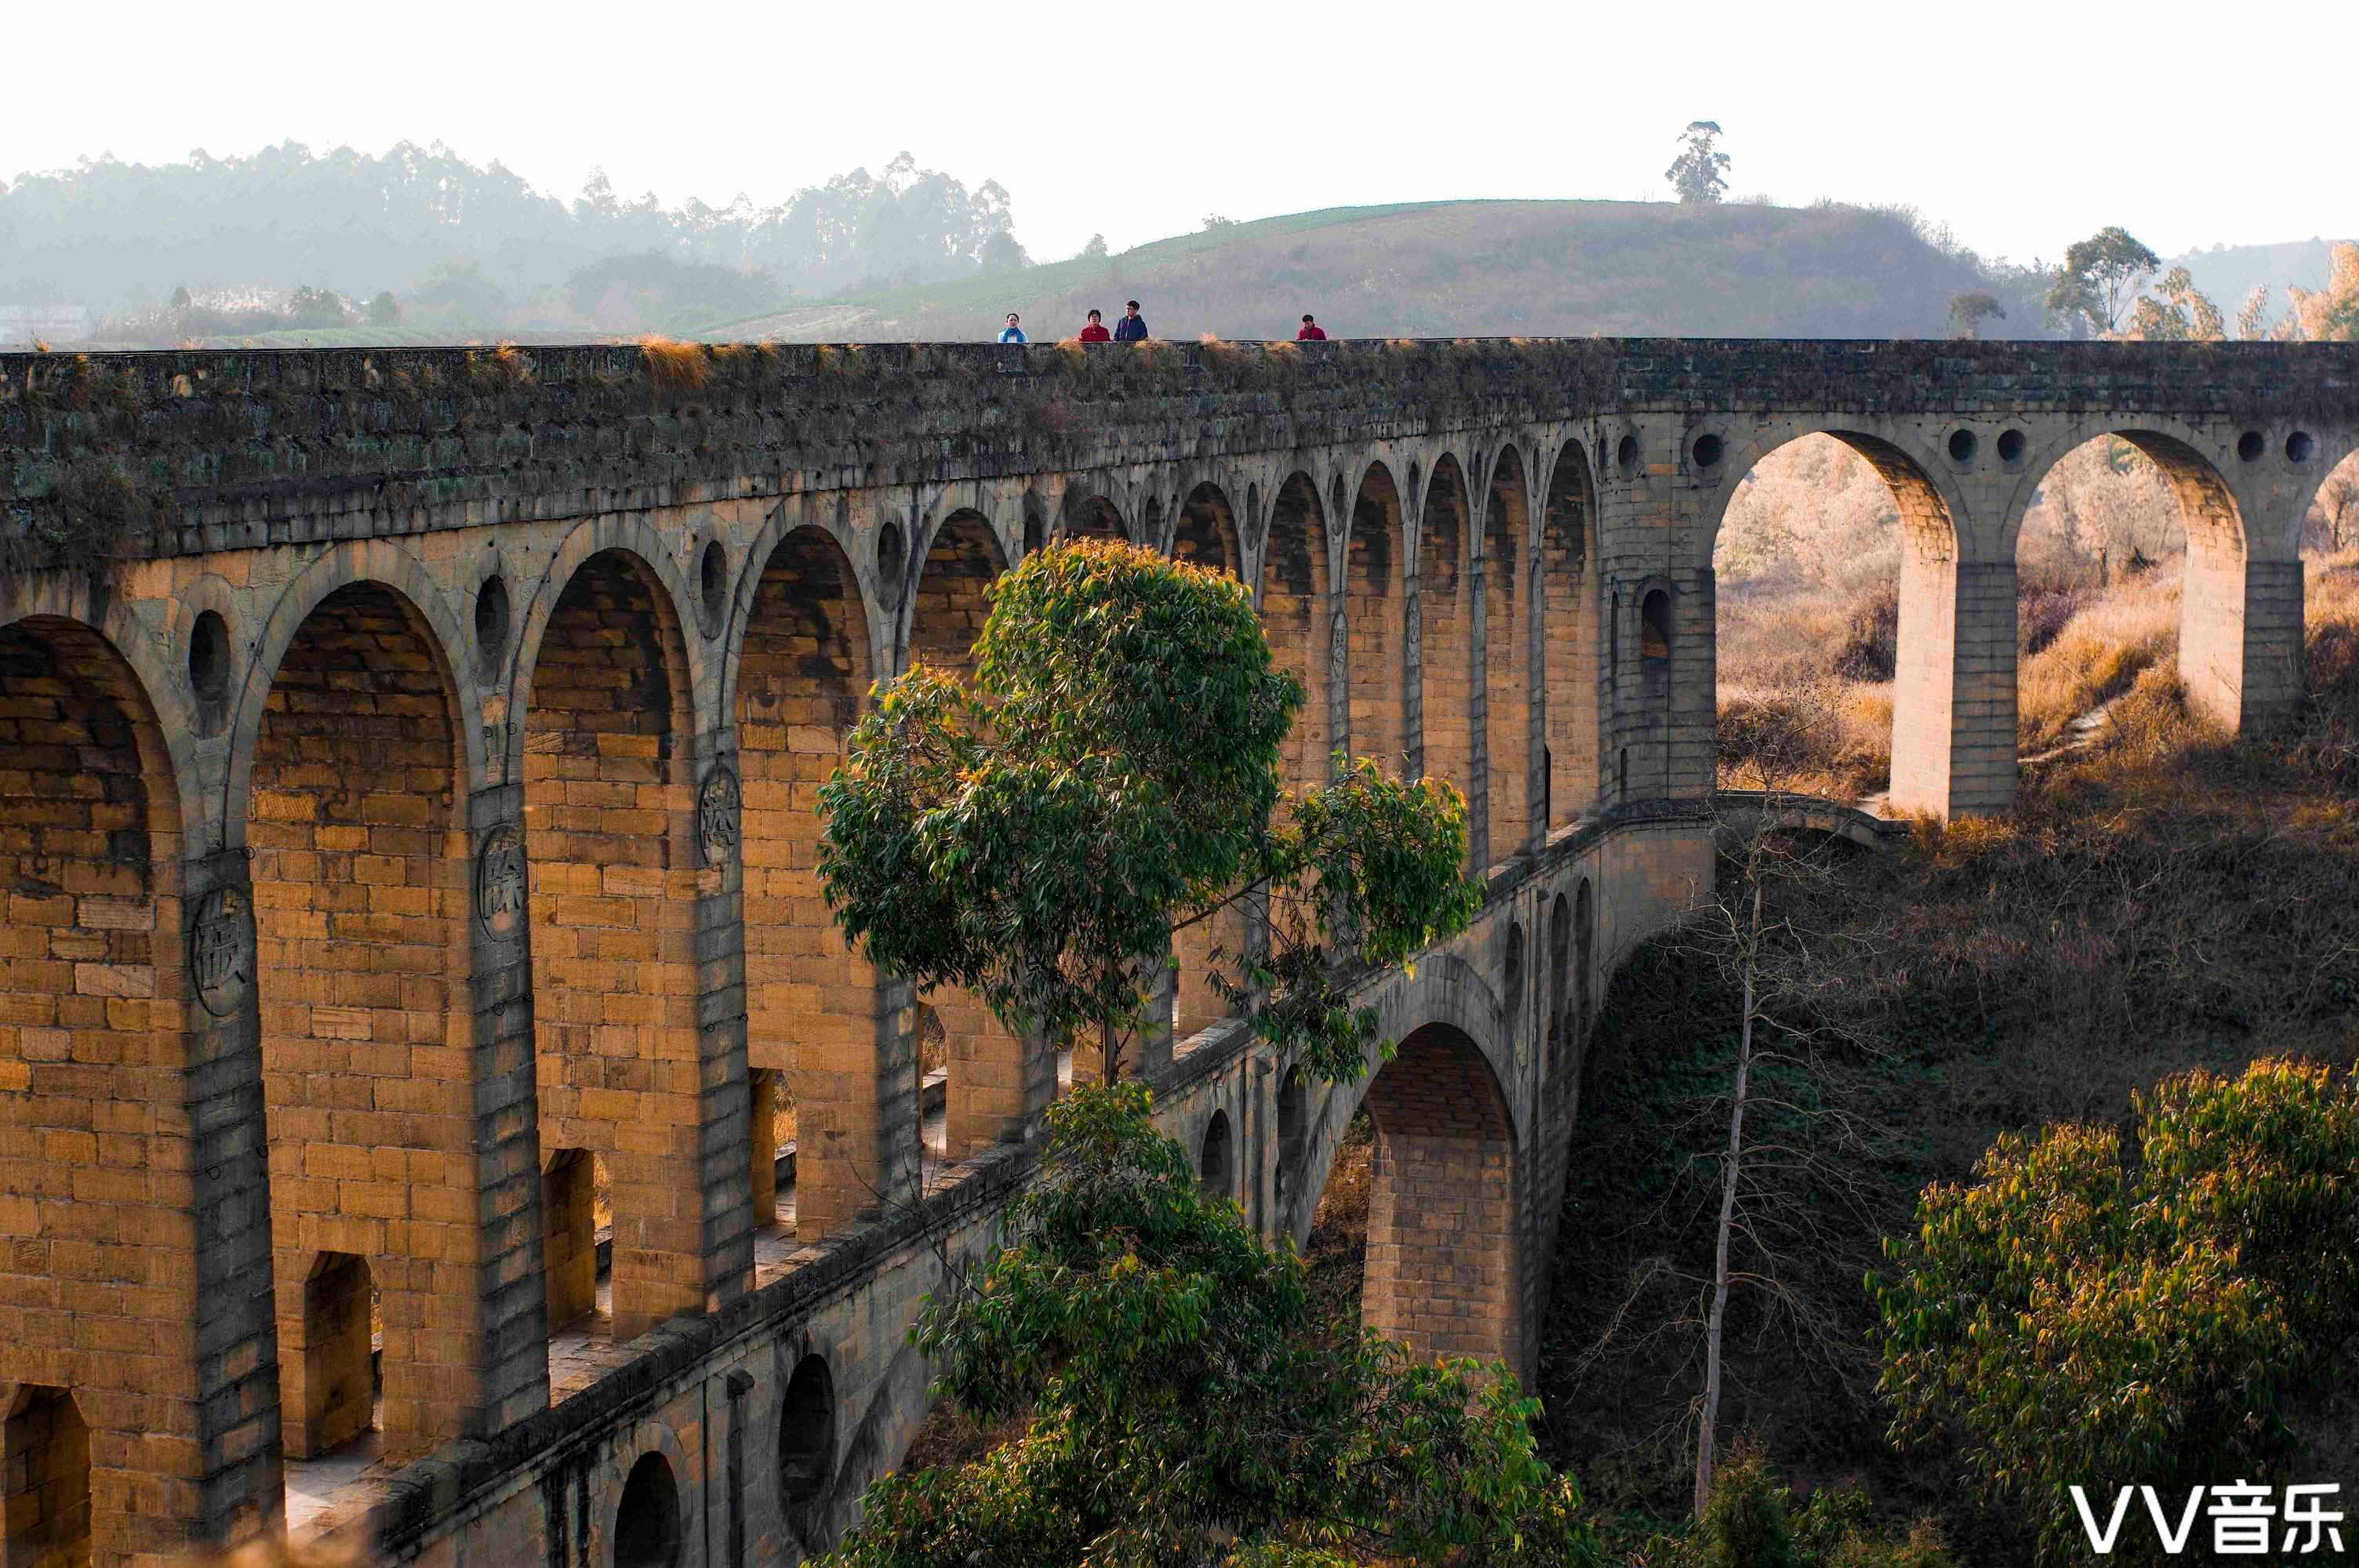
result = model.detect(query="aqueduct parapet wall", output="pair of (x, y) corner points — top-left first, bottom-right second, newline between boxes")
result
(1, 337), (2353, 1565)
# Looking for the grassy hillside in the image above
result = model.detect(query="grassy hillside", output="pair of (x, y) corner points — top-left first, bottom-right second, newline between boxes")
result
(703, 198), (2026, 343)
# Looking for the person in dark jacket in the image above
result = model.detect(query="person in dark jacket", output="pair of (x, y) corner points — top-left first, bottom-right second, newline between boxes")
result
(1078, 309), (1112, 343)
(1112, 299), (1148, 341)
(1296, 314), (1327, 340)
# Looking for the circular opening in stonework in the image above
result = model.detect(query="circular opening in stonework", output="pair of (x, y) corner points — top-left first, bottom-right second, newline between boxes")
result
(1997, 428), (2027, 465)
(1616, 434), (1639, 474)
(1947, 429), (1977, 464)
(2287, 430), (2317, 464)
(474, 575), (510, 670)
(1691, 433), (1725, 469)
(874, 521), (907, 608)
(187, 610), (230, 706)
(613, 1451), (682, 1568)
(777, 1353), (836, 1509)
(2238, 430), (2266, 463)
(698, 539), (728, 630)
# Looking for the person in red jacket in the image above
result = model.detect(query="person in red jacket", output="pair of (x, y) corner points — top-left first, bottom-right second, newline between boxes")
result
(1078, 309), (1112, 343)
(1296, 314), (1328, 340)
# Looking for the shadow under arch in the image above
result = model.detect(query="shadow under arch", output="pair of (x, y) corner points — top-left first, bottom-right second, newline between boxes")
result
(1259, 470), (1332, 792)
(503, 517), (711, 780)
(1172, 480), (1241, 578)
(1345, 458), (1408, 771)
(224, 543), (485, 845)
(1056, 488), (1129, 546)
(1484, 441), (1536, 862)
(1417, 452), (1475, 814)
(1539, 439), (1598, 826)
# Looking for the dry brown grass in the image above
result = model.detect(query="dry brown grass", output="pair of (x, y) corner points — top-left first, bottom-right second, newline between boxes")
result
(2015, 564), (2182, 750)
(638, 334), (711, 391)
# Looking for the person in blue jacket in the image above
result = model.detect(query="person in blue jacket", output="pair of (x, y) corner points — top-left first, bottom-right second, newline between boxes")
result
(998, 313), (1026, 343)
(1112, 299), (1149, 341)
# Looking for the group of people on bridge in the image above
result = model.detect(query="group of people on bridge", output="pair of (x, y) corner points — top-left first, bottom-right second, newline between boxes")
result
(996, 303), (1329, 343)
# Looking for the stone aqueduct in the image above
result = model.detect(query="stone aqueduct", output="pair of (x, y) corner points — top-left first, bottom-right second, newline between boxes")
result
(0, 338), (2353, 1568)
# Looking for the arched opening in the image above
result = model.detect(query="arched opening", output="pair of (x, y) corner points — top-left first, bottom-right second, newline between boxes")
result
(740, 524), (878, 1238)
(1172, 481), (1241, 576)
(542, 1149), (598, 1331)
(1170, 482), (1249, 1045)
(293, 1251), (376, 1458)
(1417, 455), (1474, 811)
(1260, 472), (1333, 793)
(776, 1353), (837, 1511)
(1540, 445), (1597, 826)
(1485, 447), (1535, 863)
(1274, 1066), (1307, 1206)
(1712, 433), (1959, 810)
(2016, 431), (2260, 745)
(1639, 590), (1674, 690)
(3, 1387), (89, 1568)
(1356, 1023), (1520, 1370)
(1502, 920), (1527, 1030)
(746, 1069), (781, 1232)
(1547, 894), (1572, 1076)
(522, 549), (702, 1342)
(1346, 462), (1408, 770)
(613, 1450), (682, 1568)
(907, 514), (1043, 1140)
(1056, 491), (1128, 546)
(0, 616), (191, 1548)
(1573, 878), (1595, 1050)
(246, 582), (472, 1462)
(1198, 1109), (1234, 1202)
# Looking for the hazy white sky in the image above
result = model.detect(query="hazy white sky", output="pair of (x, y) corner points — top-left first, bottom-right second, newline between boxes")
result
(13, 0), (2348, 264)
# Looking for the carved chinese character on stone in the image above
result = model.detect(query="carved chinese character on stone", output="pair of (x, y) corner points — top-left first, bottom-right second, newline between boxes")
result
(191, 886), (253, 1018)
(475, 822), (528, 939)
(697, 764), (742, 866)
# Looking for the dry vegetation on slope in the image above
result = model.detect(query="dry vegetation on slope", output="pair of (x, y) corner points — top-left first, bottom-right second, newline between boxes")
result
(1555, 459), (2359, 1559)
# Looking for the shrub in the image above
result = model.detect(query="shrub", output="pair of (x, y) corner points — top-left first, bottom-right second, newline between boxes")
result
(1830, 585), (1899, 682)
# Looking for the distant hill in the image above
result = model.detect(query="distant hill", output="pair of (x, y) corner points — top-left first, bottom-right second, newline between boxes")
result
(706, 198), (2050, 343)
(2168, 238), (2353, 321)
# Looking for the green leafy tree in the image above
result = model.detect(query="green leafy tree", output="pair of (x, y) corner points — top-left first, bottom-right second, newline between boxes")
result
(821, 1083), (1602, 1568)
(1945, 290), (2005, 339)
(818, 539), (1479, 1083)
(2045, 226), (2161, 337)
(367, 290), (401, 328)
(1870, 1058), (2359, 1562)
(1666, 122), (1732, 205)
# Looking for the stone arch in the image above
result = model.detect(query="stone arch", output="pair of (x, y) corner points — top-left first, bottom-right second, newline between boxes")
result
(737, 522), (892, 1239)
(775, 1351), (838, 1523)
(1198, 1109), (1235, 1202)
(1540, 441), (1598, 826)
(1484, 442), (1536, 864)
(1172, 481), (1242, 577)
(1056, 488), (1129, 546)
(1346, 459), (1409, 771)
(2015, 423), (2278, 735)
(519, 546), (708, 1341)
(1417, 452), (1476, 811)
(504, 518), (711, 780)
(224, 541), (485, 846)
(1708, 426), (1974, 815)
(0, 615), (227, 1558)
(904, 513), (1045, 1145)
(1574, 878), (1596, 1082)
(1547, 892), (1572, 1076)
(1358, 1022), (1522, 1370)
(1260, 470), (1333, 793)
(241, 576), (487, 1462)
(1169, 480), (1250, 1043)
(612, 1450), (683, 1568)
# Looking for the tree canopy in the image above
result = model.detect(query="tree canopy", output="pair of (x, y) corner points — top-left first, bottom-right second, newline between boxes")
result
(2045, 225), (2161, 337)
(820, 1082), (1602, 1568)
(1666, 122), (1732, 205)
(1870, 1058), (2359, 1562)
(817, 539), (1478, 1082)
